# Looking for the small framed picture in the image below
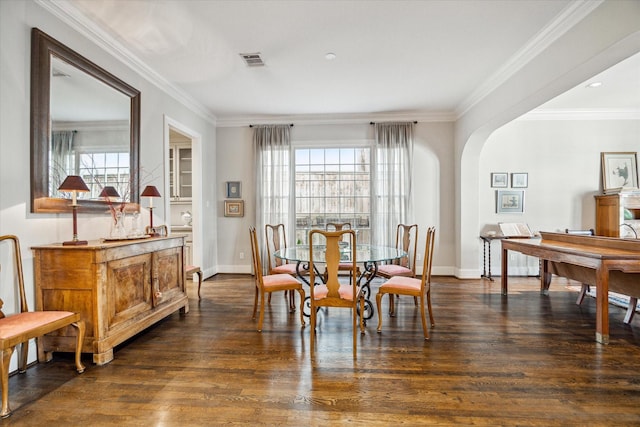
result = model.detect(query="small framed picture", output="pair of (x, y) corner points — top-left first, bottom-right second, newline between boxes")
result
(226, 181), (241, 198)
(496, 190), (525, 214)
(511, 173), (528, 188)
(224, 200), (244, 217)
(601, 152), (638, 191)
(491, 173), (508, 188)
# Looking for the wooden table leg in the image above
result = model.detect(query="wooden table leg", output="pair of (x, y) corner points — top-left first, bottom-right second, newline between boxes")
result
(501, 247), (509, 295)
(540, 259), (551, 296)
(594, 265), (610, 344)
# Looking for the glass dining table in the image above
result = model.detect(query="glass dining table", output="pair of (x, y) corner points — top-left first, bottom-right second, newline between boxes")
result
(274, 244), (407, 320)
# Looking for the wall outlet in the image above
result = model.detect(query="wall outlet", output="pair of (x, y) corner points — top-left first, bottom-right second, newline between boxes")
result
(239, 251), (245, 260)
(510, 253), (516, 261)
(416, 253), (422, 261)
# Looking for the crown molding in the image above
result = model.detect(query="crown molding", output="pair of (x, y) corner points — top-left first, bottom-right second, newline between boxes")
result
(455, 0), (604, 119)
(36, 0), (217, 126)
(518, 108), (640, 121)
(216, 111), (457, 128)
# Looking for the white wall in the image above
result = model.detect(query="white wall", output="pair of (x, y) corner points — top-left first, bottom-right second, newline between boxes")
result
(0, 1), (217, 368)
(216, 121), (456, 275)
(479, 118), (640, 276)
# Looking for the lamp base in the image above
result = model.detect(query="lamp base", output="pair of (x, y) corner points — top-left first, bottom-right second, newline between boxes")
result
(63, 240), (88, 246)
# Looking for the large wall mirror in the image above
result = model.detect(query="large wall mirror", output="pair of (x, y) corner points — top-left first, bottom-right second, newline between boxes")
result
(31, 28), (140, 213)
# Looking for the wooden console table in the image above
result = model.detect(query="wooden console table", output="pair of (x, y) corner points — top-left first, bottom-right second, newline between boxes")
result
(501, 232), (640, 344)
(32, 235), (189, 365)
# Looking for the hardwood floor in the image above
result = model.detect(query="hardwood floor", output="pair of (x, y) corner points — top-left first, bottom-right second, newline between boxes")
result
(4, 274), (640, 425)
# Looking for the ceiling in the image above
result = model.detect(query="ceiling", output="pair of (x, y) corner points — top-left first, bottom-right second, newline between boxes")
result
(62, 0), (639, 122)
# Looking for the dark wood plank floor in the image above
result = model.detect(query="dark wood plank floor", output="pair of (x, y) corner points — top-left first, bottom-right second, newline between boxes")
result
(4, 274), (640, 425)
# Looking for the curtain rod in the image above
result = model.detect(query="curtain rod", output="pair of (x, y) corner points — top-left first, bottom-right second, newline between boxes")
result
(370, 121), (418, 125)
(249, 124), (294, 128)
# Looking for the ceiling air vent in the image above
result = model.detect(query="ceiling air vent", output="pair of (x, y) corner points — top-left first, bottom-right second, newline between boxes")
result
(239, 52), (265, 67)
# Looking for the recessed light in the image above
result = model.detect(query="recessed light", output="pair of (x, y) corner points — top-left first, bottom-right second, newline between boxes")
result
(325, 52), (336, 60)
(586, 81), (602, 88)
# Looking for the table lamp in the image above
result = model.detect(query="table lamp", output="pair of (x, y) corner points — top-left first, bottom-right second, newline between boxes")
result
(141, 185), (161, 234)
(58, 175), (90, 246)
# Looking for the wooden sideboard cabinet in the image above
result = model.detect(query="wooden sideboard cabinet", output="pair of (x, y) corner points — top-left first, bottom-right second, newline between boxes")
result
(32, 236), (189, 365)
(595, 194), (640, 237)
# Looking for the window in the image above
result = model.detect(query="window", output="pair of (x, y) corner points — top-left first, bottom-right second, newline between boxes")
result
(294, 147), (371, 244)
(77, 151), (130, 199)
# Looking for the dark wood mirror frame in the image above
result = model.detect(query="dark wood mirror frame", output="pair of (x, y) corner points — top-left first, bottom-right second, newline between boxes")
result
(30, 28), (140, 213)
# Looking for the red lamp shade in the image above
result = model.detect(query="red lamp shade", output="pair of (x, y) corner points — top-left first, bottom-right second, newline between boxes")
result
(99, 186), (120, 198)
(58, 175), (90, 193)
(141, 186), (161, 198)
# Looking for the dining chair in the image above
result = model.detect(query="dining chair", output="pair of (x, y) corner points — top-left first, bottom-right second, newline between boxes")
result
(377, 224), (418, 313)
(378, 224), (418, 279)
(324, 222), (360, 279)
(309, 229), (364, 358)
(0, 235), (85, 417)
(376, 226), (436, 340)
(265, 223), (299, 311)
(249, 227), (306, 332)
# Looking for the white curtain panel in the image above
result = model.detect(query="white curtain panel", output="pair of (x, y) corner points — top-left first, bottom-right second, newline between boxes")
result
(50, 130), (75, 195)
(254, 125), (292, 271)
(372, 122), (414, 246)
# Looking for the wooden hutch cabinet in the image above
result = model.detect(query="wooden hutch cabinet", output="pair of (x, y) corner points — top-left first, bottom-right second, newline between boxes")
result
(595, 193), (640, 237)
(32, 236), (189, 365)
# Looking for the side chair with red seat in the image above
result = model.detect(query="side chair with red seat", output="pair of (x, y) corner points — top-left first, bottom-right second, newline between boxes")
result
(249, 227), (306, 332)
(377, 223), (418, 314)
(265, 223), (299, 311)
(0, 235), (85, 418)
(376, 226), (436, 340)
(309, 228), (364, 359)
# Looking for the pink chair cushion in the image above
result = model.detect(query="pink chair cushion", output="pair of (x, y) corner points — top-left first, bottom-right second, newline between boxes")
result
(271, 263), (298, 275)
(312, 284), (356, 301)
(262, 273), (301, 290)
(380, 276), (421, 294)
(378, 264), (413, 277)
(0, 311), (77, 341)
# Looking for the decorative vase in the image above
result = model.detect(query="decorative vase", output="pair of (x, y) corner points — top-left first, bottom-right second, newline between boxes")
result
(129, 212), (142, 237)
(111, 211), (127, 239)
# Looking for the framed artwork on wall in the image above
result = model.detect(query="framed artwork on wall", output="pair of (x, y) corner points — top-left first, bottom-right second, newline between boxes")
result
(511, 173), (528, 188)
(491, 173), (508, 188)
(496, 190), (525, 214)
(224, 200), (244, 217)
(601, 152), (638, 192)
(226, 181), (241, 198)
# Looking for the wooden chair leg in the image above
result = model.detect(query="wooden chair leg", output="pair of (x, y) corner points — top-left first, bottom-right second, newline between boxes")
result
(419, 296), (429, 340)
(352, 298), (357, 359)
(196, 271), (203, 299)
(258, 291), (266, 332)
(310, 302), (316, 356)
(576, 283), (589, 305)
(376, 291), (384, 333)
(296, 289), (306, 328)
(252, 286), (259, 320)
(1, 347), (15, 418)
(17, 341), (27, 373)
(288, 290), (296, 313)
(624, 297), (637, 324)
(72, 321), (86, 373)
(426, 290), (435, 327)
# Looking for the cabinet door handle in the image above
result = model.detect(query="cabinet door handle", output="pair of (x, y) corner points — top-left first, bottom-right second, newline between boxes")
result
(153, 276), (162, 299)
